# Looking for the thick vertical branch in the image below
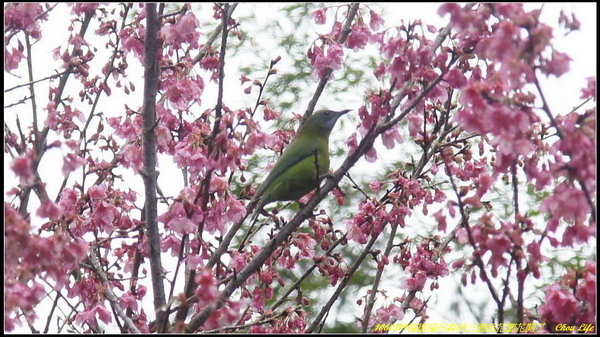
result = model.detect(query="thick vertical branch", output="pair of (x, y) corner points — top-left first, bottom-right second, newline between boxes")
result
(141, 3), (167, 331)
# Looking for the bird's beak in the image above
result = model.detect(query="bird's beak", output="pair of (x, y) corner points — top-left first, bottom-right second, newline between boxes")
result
(337, 109), (351, 117)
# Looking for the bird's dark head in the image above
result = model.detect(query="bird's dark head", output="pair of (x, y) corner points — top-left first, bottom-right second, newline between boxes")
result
(302, 109), (351, 134)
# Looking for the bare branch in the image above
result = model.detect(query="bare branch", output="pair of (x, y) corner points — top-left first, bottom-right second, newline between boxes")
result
(141, 3), (167, 331)
(4, 70), (71, 93)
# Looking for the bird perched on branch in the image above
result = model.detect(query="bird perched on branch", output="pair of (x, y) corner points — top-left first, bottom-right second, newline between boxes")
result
(249, 109), (350, 223)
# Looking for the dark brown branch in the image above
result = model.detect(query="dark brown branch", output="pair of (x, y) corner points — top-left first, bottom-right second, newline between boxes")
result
(141, 3), (167, 331)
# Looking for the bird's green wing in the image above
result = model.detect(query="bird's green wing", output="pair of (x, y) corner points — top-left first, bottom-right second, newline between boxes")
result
(255, 139), (318, 201)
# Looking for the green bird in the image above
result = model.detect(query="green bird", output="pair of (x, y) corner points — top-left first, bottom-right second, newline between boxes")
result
(250, 109), (350, 222)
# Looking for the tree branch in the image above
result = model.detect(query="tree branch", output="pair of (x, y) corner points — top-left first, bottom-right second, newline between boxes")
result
(443, 158), (502, 306)
(185, 39), (458, 335)
(4, 70), (71, 93)
(270, 233), (347, 311)
(204, 1), (360, 276)
(141, 3), (167, 331)
(88, 251), (141, 333)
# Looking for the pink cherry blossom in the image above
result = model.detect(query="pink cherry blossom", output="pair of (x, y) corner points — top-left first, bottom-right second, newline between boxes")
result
(310, 8), (327, 25)
(62, 152), (87, 175)
(369, 10), (385, 31)
(345, 21), (371, 51)
(161, 12), (201, 49)
(10, 154), (35, 185)
(36, 200), (62, 219)
(539, 284), (579, 328)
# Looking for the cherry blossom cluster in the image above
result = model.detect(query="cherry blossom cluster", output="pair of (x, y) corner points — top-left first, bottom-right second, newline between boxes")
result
(538, 261), (596, 332)
(4, 3), (47, 71)
(5, 204), (88, 331)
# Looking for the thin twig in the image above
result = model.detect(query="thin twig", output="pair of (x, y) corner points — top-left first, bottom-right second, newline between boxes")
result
(4, 70), (71, 93)
(43, 292), (61, 333)
(191, 4), (238, 65)
(204, 305), (301, 333)
(270, 234), (348, 311)
(360, 93), (454, 332)
(17, 10), (94, 216)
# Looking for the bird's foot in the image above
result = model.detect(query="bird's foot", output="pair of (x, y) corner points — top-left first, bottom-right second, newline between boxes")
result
(319, 173), (335, 181)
